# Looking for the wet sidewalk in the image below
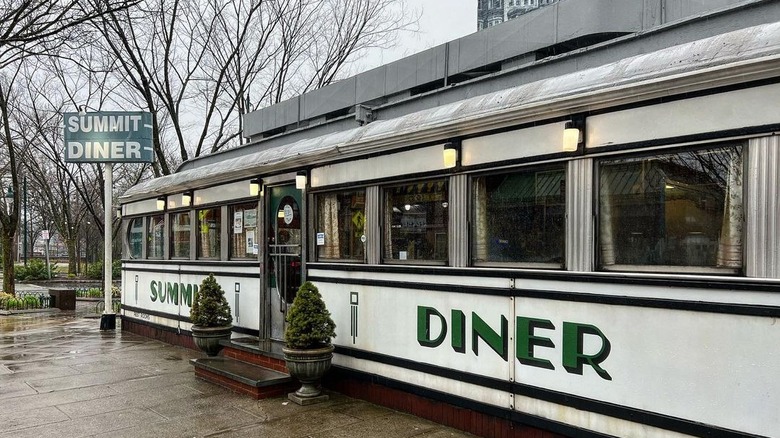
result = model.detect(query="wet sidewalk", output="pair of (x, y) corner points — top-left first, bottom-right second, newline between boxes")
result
(0, 303), (473, 438)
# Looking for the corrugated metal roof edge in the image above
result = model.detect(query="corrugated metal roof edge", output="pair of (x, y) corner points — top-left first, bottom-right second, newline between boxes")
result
(120, 22), (780, 203)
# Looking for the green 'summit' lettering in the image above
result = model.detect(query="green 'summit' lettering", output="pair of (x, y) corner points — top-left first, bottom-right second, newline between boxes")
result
(149, 281), (198, 307)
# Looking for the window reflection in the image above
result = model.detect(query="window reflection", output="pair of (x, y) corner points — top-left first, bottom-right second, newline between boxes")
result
(146, 215), (164, 259)
(170, 212), (190, 259)
(598, 145), (744, 270)
(384, 179), (448, 262)
(473, 167), (565, 266)
(127, 217), (143, 259)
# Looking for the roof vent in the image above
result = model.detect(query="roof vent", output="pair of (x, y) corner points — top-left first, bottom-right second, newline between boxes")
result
(355, 105), (375, 125)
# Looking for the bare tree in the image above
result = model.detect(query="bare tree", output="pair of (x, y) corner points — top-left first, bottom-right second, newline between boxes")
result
(0, 0), (136, 294)
(93, 0), (415, 175)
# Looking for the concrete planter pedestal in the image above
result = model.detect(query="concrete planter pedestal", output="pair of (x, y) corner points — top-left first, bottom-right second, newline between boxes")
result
(283, 344), (334, 405)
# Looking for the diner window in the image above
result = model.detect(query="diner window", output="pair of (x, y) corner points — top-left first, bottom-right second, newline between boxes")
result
(598, 144), (744, 271)
(127, 217), (143, 258)
(473, 166), (565, 266)
(170, 211), (191, 259)
(315, 189), (366, 261)
(146, 214), (164, 259)
(384, 179), (448, 262)
(197, 207), (221, 259)
(230, 202), (258, 259)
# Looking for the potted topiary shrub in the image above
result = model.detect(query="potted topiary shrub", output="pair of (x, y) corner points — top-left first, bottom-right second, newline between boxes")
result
(190, 274), (233, 356)
(283, 281), (336, 405)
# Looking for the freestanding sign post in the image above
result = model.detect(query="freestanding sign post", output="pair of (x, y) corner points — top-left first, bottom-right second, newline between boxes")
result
(63, 111), (154, 330)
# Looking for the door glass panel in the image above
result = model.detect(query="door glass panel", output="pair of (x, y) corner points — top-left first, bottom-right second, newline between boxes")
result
(267, 186), (302, 340)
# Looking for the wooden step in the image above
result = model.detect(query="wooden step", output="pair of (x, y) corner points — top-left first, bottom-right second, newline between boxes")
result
(191, 357), (296, 399)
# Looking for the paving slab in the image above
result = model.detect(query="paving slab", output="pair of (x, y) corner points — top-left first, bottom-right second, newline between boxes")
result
(0, 300), (475, 438)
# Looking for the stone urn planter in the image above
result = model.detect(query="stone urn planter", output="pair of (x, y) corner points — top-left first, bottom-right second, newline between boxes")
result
(190, 274), (233, 356)
(283, 344), (335, 401)
(191, 325), (233, 357)
(284, 281), (337, 405)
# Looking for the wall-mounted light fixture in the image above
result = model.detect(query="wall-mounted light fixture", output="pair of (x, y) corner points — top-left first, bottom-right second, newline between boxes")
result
(156, 196), (166, 211)
(182, 191), (192, 207)
(249, 178), (263, 196)
(443, 141), (461, 169)
(562, 119), (584, 152)
(296, 171), (307, 190)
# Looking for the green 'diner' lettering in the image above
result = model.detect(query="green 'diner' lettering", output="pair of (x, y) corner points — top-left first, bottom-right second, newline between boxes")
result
(418, 306), (611, 380)
(150, 281), (199, 307)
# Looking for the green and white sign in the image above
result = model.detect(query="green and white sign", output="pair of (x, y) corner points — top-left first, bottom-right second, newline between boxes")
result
(63, 111), (154, 163)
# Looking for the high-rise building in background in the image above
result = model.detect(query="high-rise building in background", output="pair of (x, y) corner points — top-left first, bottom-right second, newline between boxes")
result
(478, 0), (558, 30)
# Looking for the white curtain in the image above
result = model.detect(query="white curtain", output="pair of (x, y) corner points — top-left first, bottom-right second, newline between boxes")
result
(319, 194), (340, 259)
(717, 149), (744, 268)
(598, 172), (616, 266)
(474, 178), (488, 262)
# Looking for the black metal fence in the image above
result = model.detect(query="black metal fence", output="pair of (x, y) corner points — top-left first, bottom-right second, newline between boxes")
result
(75, 286), (121, 299)
(95, 299), (122, 314)
(0, 291), (52, 311)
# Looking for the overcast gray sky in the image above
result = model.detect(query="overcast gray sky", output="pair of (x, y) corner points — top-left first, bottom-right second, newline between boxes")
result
(359, 0), (478, 71)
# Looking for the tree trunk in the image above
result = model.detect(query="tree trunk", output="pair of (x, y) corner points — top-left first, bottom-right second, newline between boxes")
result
(2, 230), (15, 295)
(67, 238), (77, 276)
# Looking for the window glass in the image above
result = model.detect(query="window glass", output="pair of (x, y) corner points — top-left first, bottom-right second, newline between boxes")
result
(598, 145), (744, 271)
(170, 211), (191, 259)
(127, 217), (143, 258)
(230, 202), (258, 259)
(197, 207), (221, 259)
(146, 215), (164, 259)
(384, 179), (448, 262)
(473, 166), (565, 266)
(315, 189), (366, 261)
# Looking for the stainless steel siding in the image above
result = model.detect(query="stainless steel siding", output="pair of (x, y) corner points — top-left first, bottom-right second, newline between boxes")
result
(566, 158), (594, 272)
(746, 136), (780, 278)
(450, 174), (469, 267)
(366, 186), (381, 265)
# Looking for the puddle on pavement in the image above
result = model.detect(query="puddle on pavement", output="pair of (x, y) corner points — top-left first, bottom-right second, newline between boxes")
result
(0, 353), (45, 361)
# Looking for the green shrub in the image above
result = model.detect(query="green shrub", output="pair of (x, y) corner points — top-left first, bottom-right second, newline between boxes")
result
(14, 259), (54, 281)
(0, 292), (12, 309)
(23, 295), (39, 307)
(14, 265), (27, 280)
(284, 282), (336, 349)
(86, 260), (122, 280)
(0, 293), (42, 310)
(86, 261), (102, 279)
(189, 274), (232, 327)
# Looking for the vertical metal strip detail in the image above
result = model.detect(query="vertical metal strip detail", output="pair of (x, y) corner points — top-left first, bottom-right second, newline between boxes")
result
(566, 158), (594, 272)
(449, 174), (469, 267)
(746, 136), (780, 278)
(365, 186), (380, 265)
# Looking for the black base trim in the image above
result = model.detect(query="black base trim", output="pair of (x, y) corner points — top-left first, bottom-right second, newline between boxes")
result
(120, 314), (191, 336)
(121, 305), (258, 336)
(307, 275), (780, 318)
(122, 304), (191, 323)
(335, 346), (766, 438)
(307, 263), (779, 292)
